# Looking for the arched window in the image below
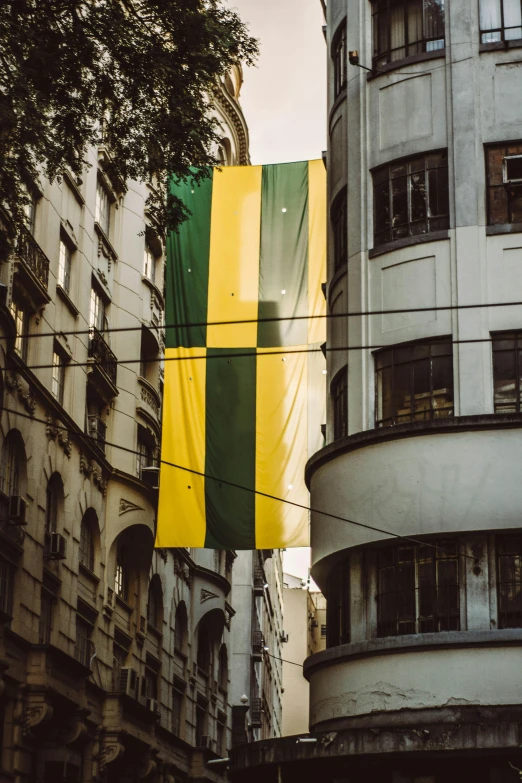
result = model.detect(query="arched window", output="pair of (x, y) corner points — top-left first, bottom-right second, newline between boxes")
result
(174, 601), (187, 653)
(114, 542), (128, 601)
(45, 473), (63, 533)
(147, 575), (163, 630)
(0, 430), (25, 497)
(197, 621), (213, 675)
(218, 644), (228, 690)
(79, 509), (97, 572)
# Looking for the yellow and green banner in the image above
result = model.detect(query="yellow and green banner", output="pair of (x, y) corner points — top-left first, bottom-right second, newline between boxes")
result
(156, 160), (326, 549)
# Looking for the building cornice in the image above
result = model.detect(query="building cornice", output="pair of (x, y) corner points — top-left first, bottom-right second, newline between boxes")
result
(305, 413), (522, 489)
(212, 82), (251, 166)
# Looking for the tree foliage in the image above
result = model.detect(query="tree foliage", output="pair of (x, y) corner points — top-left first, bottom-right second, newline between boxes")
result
(0, 0), (258, 259)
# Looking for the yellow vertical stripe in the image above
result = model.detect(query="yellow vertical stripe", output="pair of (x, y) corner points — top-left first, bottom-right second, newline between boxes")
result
(207, 166), (262, 348)
(255, 348), (310, 548)
(307, 159), (327, 345)
(156, 347), (207, 548)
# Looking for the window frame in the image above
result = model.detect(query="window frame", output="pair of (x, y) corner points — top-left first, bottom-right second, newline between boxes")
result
(479, 0), (522, 43)
(1, 433), (21, 498)
(51, 348), (67, 405)
(39, 588), (54, 644)
(143, 242), (156, 284)
(0, 557), (15, 619)
(332, 22), (347, 99)
(58, 236), (73, 295)
(492, 331), (522, 413)
(331, 187), (347, 272)
(9, 297), (29, 361)
(79, 512), (96, 573)
(486, 142), (522, 227)
(331, 365), (348, 440)
(373, 151), (450, 248)
(374, 337), (454, 428)
(75, 615), (93, 668)
(372, 0), (446, 70)
(95, 177), (112, 237)
(497, 533), (522, 628)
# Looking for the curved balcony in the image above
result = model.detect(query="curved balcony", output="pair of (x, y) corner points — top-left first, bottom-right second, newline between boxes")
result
(87, 327), (118, 400)
(15, 226), (51, 307)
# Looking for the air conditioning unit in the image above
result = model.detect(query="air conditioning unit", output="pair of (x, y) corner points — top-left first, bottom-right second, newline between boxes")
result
(503, 155), (522, 184)
(146, 698), (160, 714)
(47, 532), (67, 560)
(8, 495), (27, 525)
(119, 667), (139, 697)
(199, 735), (213, 750)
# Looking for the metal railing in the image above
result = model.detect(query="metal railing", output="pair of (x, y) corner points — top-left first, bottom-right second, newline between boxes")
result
(88, 326), (117, 386)
(17, 225), (50, 289)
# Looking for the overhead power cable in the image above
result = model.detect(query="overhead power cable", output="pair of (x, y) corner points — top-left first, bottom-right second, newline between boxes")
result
(5, 335), (515, 374)
(2, 406), (478, 562)
(11, 298), (522, 342)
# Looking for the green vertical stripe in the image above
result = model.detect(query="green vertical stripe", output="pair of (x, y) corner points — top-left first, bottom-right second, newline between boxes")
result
(165, 173), (213, 348)
(204, 349), (257, 548)
(258, 162), (309, 347)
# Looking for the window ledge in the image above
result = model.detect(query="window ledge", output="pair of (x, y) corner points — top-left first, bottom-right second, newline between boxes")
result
(480, 39), (522, 53)
(115, 594), (133, 614)
(304, 628), (522, 680)
(367, 49), (445, 80)
(79, 561), (100, 583)
(369, 230), (449, 259)
(94, 221), (118, 261)
(486, 222), (522, 236)
(142, 275), (165, 310)
(63, 170), (85, 206)
(56, 283), (79, 317)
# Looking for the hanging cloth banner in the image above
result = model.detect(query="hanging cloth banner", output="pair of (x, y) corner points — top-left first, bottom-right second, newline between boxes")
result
(156, 160), (326, 549)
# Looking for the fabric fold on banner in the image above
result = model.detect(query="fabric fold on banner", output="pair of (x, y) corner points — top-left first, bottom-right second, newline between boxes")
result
(157, 161), (326, 549)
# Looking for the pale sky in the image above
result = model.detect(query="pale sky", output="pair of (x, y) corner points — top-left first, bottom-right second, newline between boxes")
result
(231, 0), (327, 583)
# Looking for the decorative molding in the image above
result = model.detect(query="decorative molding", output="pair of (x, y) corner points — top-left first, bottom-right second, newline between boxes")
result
(21, 692), (53, 737)
(80, 452), (108, 496)
(200, 588), (218, 604)
(224, 610), (232, 631)
(174, 557), (191, 587)
(119, 498), (144, 515)
(158, 547), (168, 562)
(6, 373), (36, 416)
(139, 383), (160, 417)
(56, 710), (89, 746)
(97, 733), (125, 772)
(45, 415), (72, 457)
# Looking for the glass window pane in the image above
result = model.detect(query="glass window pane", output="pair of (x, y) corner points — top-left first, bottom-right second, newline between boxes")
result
(411, 171), (427, 223)
(503, 0), (522, 33)
(480, 0), (502, 31)
(424, 0), (445, 40)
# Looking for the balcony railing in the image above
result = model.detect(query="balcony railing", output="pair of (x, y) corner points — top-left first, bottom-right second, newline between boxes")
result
(88, 414), (107, 453)
(88, 326), (117, 386)
(17, 225), (50, 290)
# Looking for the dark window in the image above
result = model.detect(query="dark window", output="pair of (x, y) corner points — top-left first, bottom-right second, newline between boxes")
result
(373, 152), (449, 247)
(79, 511), (96, 572)
(114, 543), (128, 601)
(174, 602), (187, 653)
(45, 473), (62, 534)
(218, 644), (228, 690)
(492, 332), (522, 413)
(375, 338), (454, 427)
(0, 558), (15, 618)
(332, 366), (348, 440)
(142, 666), (158, 700)
(216, 711), (227, 757)
(497, 534), (522, 628)
(0, 432), (22, 497)
(332, 188), (347, 271)
(197, 624), (213, 675)
(377, 540), (459, 637)
(39, 590), (53, 644)
(172, 684), (185, 736)
(480, 0), (522, 42)
(333, 24), (347, 98)
(372, 0), (445, 69)
(195, 696), (208, 746)
(137, 427), (156, 479)
(326, 562), (350, 647)
(486, 143), (522, 226)
(320, 624), (327, 637)
(147, 576), (163, 630)
(75, 616), (92, 667)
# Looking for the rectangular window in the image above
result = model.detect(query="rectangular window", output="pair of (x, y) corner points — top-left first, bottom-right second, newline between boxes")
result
(172, 686), (184, 736)
(492, 332), (522, 412)
(372, 0), (445, 69)
(375, 338), (454, 428)
(74, 616), (92, 667)
(480, 0), (522, 42)
(195, 697), (208, 746)
(216, 711), (227, 757)
(486, 143), (522, 226)
(332, 188), (347, 271)
(497, 534), (522, 628)
(39, 590), (53, 644)
(58, 239), (72, 294)
(0, 558), (14, 618)
(51, 350), (66, 405)
(326, 562), (350, 647)
(9, 298), (28, 361)
(321, 623), (327, 637)
(332, 366), (348, 440)
(23, 191), (37, 235)
(377, 540), (460, 637)
(333, 25), (347, 98)
(144, 244), (156, 284)
(89, 286), (106, 333)
(142, 667), (158, 700)
(373, 152), (449, 247)
(95, 178), (111, 236)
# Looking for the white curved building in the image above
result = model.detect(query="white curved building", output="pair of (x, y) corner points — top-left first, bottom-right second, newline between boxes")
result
(230, 1), (522, 781)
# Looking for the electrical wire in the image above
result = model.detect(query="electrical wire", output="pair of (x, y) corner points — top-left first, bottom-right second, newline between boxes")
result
(265, 651), (303, 668)
(4, 335), (514, 373)
(12, 298), (522, 342)
(2, 405), (478, 562)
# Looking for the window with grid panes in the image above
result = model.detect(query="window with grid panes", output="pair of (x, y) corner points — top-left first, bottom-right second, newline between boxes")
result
(497, 534), (522, 628)
(89, 285), (107, 333)
(372, 0), (445, 69)
(492, 332), (522, 412)
(332, 366), (348, 440)
(51, 350), (66, 405)
(333, 24), (347, 98)
(39, 590), (53, 644)
(143, 243), (156, 284)
(95, 178), (111, 236)
(332, 188), (347, 271)
(375, 339), (453, 427)
(480, 0), (522, 42)
(373, 152), (449, 247)
(58, 238), (72, 294)
(75, 616), (92, 667)
(9, 297), (28, 361)
(486, 143), (522, 226)
(377, 540), (459, 637)
(79, 512), (95, 572)
(0, 558), (15, 618)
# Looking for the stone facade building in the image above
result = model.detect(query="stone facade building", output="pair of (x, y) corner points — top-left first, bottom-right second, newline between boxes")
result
(229, 1), (522, 781)
(0, 70), (265, 783)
